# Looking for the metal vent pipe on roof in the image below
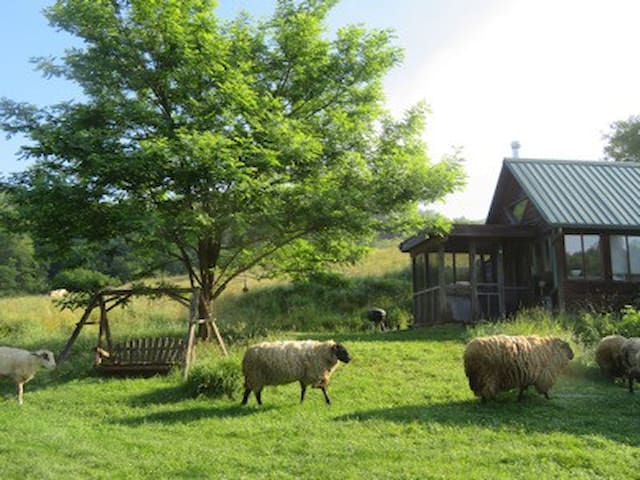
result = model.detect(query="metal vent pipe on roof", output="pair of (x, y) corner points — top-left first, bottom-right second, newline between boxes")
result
(511, 140), (521, 159)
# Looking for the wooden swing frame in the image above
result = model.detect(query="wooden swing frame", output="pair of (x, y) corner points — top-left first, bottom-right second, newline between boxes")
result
(57, 287), (228, 380)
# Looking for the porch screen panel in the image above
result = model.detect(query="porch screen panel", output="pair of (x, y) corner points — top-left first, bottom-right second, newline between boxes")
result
(413, 254), (426, 291)
(428, 253), (439, 287)
(444, 253), (454, 285)
(456, 254), (470, 283)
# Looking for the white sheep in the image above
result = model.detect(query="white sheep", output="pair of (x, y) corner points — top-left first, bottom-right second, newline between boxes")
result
(241, 340), (351, 406)
(49, 289), (69, 299)
(0, 347), (56, 405)
(620, 337), (640, 392)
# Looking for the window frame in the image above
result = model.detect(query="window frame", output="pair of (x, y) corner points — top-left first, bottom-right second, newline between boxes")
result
(610, 234), (640, 282)
(564, 233), (604, 281)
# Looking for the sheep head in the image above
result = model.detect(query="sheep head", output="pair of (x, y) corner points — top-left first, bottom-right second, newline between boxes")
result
(332, 342), (351, 363)
(31, 350), (56, 370)
(556, 340), (574, 360)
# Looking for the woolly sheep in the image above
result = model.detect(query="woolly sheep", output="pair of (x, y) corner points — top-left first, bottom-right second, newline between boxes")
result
(620, 337), (640, 393)
(463, 334), (574, 402)
(241, 340), (351, 406)
(49, 289), (68, 299)
(594, 334), (627, 381)
(0, 347), (56, 405)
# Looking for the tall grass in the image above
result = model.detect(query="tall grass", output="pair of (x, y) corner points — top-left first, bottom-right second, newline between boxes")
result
(0, 242), (638, 478)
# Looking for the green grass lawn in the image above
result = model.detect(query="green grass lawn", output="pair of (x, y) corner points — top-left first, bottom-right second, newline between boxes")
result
(0, 325), (637, 479)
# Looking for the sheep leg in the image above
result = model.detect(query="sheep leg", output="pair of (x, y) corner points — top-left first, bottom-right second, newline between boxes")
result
(255, 389), (263, 405)
(320, 387), (331, 405)
(628, 377), (635, 394)
(241, 388), (251, 405)
(518, 386), (529, 402)
(300, 383), (307, 403)
(16, 382), (24, 405)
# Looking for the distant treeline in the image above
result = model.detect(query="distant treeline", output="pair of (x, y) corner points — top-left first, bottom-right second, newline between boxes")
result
(0, 228), (185, 296)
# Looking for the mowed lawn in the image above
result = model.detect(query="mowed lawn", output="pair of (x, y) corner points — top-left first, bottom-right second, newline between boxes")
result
(0, 325), (637, 479)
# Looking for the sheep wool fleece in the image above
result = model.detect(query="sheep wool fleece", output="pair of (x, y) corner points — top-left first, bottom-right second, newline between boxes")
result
(242, 340), (342, 390)
(463, 334), (573, 401)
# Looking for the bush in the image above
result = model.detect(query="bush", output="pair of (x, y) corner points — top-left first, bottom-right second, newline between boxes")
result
(52, 267), (119, 292)
(561, 306), (640, 346)
(184, 359), (243, 400)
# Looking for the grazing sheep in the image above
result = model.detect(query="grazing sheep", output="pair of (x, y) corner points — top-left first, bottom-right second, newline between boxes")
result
(49, 289), (68, 299)
(0, 347), (56, 405)
(620, 337), (640, 393)
(594, 334), (627, 381)
(241, 340), (351, 406)
(463, 334), (574, 402)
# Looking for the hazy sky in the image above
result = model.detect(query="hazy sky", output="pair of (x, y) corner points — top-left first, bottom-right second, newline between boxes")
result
(2, 0), (639, 220)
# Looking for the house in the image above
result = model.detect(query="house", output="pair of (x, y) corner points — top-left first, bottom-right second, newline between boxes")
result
(400, 158), (640, 326)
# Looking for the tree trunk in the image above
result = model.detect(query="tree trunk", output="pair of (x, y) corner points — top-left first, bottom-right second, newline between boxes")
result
(196, 237), (220, 341)
(197, 287), (214, 341)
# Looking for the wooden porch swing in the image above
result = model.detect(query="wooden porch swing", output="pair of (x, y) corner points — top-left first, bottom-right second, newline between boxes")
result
(57, 287), (228, 380)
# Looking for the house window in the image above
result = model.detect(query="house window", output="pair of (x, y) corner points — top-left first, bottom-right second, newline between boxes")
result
(565, 234), (602, 280)
(611, 235), (640, 281)
(509, 198), (529, 224)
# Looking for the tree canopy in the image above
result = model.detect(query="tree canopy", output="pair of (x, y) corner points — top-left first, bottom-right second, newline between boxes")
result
(604, 115), (640, 162)
(0, 0), (464, 317)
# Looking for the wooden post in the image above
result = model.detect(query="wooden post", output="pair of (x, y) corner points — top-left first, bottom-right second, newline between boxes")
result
(57, 293), (100, 365)
(469, 241), (479, 321)
(497, 244), (506, 318)
(437, 246), (447, 321)
(554, 228), (565, 312)
(200, 298), (228, 357)
(183, 289), (200, 381)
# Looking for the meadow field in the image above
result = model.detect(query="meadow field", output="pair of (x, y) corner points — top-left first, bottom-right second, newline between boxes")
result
(0, 245), (638, 479)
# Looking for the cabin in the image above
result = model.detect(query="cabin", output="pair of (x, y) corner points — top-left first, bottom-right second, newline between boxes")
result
(400, 158), (640, 326)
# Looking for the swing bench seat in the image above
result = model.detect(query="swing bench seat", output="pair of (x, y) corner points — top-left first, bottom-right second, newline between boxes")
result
(95, 336), (187, 376)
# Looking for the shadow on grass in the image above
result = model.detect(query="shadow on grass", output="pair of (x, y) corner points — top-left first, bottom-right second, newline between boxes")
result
(115, 403), (274, 426)
(334, 393), (640, 446)
(321, 324), (469, 344)
(126, 384), (194, 406)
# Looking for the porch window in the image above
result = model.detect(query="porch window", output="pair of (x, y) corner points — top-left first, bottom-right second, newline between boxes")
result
(611, 235), (640, 281)
(565, 234), (602, 280)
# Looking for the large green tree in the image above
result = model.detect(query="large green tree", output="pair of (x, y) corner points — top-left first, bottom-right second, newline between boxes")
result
(1, 0), (464, 334)
(604, 115), (640, 162)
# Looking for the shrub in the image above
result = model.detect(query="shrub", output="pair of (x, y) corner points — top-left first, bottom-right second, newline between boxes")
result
(618, 305), (640, 337)
(52, 267), (119, 292)
(184, 359), (243, 400)
(560, 306), (640, 346)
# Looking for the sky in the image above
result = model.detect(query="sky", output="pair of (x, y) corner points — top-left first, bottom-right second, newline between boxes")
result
(2, 0), (640, 220)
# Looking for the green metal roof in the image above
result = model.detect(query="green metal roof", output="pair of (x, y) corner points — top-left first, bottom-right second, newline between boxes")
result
(498, 159), (640, 229)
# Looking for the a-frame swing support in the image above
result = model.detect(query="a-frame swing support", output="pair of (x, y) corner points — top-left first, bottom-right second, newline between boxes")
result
(57, 287), (228, 380)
